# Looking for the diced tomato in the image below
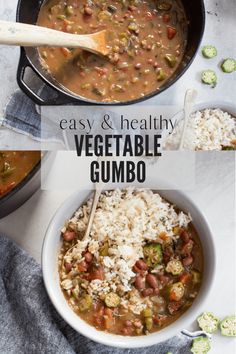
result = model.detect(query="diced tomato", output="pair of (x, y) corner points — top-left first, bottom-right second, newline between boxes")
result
(77, 260), (88, 272)
(163, 14), (171, 23)
(62, 19), (69, 32)
(0, 182), (15, 197)
(167, 26), (177, 40)
(94, 66), (108, 76)
(180, 272), (191, 284)
(104, 308), (114, 330)
(79, 71), (86, 78)
(93, 315), (103, 327)
(121, 326), (134, 335)
(169, 291), (179, 302)
(60, 47), (71, 57)
(153, 314), (168, 326)
(88, 267), (105, 281)
(159, 231), (169, 241)
(232, 139), (236, 146)
(168, 301), (183, 315)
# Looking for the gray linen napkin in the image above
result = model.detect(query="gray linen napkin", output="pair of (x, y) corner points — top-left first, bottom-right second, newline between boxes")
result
(1, 89), (64, 142)
(1, 90), (41, 139)
(0, 235), (192, 354)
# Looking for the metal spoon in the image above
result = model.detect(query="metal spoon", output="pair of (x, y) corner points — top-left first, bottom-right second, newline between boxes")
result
(0, 20), (109, 56)
(178, 89), (198, 150)
(82, 181), (103, 242)
(63, 177), (103, 262)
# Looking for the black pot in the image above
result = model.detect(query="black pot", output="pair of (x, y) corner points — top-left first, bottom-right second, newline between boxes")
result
(16, 0), (205, 106)
(0, 152), (51, 219)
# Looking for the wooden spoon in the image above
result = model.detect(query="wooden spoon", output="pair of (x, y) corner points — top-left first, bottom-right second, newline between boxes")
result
(0, 20), (109, 56)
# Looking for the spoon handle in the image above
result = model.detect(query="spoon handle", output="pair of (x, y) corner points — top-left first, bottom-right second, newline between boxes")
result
(83, 182), (103, 242)
(179, 89), (198, 150)
(0, 20), (107, 54)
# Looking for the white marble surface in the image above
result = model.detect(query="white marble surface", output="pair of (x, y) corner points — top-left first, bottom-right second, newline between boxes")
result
(0, 0), (235, 352)
(0, 0), (236, 148)
(0, 153), (235, 353)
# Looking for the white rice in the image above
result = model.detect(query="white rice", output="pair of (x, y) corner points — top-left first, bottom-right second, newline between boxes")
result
(164, 108), (236, 151)
(61, 188), (191, 314)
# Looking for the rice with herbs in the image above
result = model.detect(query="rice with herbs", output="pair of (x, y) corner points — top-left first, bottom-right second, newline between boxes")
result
(59, 188), (191, 315)
(164, 108), (236, 151)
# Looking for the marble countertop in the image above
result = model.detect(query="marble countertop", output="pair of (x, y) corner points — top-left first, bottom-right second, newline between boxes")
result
(0, 0), (235, 352)
(0, 152), (235, 353)
(0, 0), (236, 148)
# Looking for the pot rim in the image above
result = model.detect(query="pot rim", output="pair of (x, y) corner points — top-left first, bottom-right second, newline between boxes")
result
(16, 0), (206, 106)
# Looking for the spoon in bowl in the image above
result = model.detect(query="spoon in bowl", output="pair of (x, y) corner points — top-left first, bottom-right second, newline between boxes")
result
(82, 181), (103, 242)
(178, 89), (198, 150)
(63, 172), (103, 263)
(0, 20), (109, 56)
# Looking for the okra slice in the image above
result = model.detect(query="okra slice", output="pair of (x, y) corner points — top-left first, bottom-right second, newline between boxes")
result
(221, 58), (236, 73)
(145, 317), (153, 331)
(157, 68), (167, 81)
(191, 270), (201, 284)
(166, 259), (184, 275)
(78, 294), (93, 312)
(157, 1), (172, 11)
(142, 308), (153, 318)
(168, 282), (185, 301)
(197, 312), (220, 333)
(201, 70), (217, 86)
(165, 54), (177, 68)
(220, 316), (236, 337)
(143, 243), (163, 267)
(191, 337), (211, 354)
(105, 292), (120, 308)
(202, 45), (217, 59)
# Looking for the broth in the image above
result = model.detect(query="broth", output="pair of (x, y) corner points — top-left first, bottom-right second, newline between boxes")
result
(0, 151), (41, 198)
(37, 0), (187, 102)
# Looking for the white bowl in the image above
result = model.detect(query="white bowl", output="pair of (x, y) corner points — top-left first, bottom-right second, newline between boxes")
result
(162, 100), (236, 149)
(42, 186), (216, 348)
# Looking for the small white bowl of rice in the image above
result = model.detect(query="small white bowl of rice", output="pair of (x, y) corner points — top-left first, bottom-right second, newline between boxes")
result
(164, 101), (236, 151)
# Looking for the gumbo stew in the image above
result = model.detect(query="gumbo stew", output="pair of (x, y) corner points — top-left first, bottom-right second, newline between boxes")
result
(59, 189), (203, 336)
(37, 0), (188, 102)
(0, 151), (41, 198)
